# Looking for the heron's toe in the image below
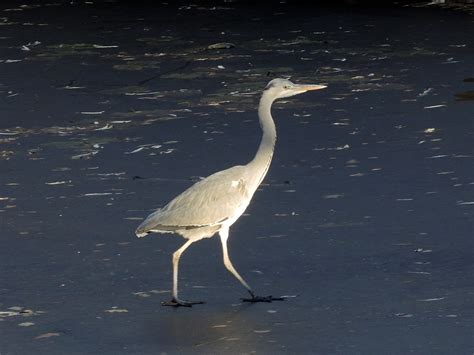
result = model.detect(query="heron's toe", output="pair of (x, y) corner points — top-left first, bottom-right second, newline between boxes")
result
(241, 295), (284, 303)
(162, 298), (205, 307)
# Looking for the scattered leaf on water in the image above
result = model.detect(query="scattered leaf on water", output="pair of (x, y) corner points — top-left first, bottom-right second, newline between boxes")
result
(126, 147), (145, 154)
(0, 307), (45, 318)
(418, 297), (445, 302)
(94, 124), (113, 131)
(133, 292), (151, 298)
(207, 43), (235, 50)
(0, 311), (19, 318)
(457, 201), (474, 205)
(45, 181), (70, 185)
(81, 192), (114, 197)
(0, 150), (15, 160)
(418, 88), (433, 97)
(61, 85), (86, 90)
(71, 151), (99, 160)
(92, 44), (119, 49)
(18, 322), (35, 327)
(80, 111), (105, 115)
(148, 290), (170, 294)
(424, 104), (446, 109)
(426, 155), (448, 159)
(0, 131), (20, 136)
(395, 313), (413, 318)
(324, 194), (344, 199)
(35, 332), (60, 340)
(104, 307), (128, 313)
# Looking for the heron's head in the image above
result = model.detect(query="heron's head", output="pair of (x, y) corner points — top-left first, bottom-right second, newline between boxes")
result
(264, 78), (327, 99)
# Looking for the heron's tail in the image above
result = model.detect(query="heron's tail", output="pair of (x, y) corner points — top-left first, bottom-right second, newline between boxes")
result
(135, 208), (189, 238)
(135, 209), (165, 238)
(135, 213), (156, 238)
(135, 227), (149, 238)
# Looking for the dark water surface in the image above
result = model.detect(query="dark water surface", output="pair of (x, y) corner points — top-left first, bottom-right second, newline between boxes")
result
(1, 1), (473, 354)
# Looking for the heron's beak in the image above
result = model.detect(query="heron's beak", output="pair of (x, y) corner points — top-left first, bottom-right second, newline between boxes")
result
(297, 84), (327, 92)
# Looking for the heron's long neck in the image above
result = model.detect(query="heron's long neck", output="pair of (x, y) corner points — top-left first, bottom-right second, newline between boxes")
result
(249, 93), (277, 186)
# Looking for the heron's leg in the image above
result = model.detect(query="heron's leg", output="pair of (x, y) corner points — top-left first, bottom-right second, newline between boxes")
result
(219, 228), (284, 303)
(162, 239), (204, 307)
(219, 227), (254, 294)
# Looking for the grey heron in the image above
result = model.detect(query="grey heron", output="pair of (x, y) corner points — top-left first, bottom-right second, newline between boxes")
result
(136, 78), (327, 307)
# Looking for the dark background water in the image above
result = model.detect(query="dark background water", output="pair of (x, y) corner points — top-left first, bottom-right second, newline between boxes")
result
(0, 1), (473, 354)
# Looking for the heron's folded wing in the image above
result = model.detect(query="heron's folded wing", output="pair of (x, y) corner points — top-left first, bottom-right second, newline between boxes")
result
(141, 166), (251, 231)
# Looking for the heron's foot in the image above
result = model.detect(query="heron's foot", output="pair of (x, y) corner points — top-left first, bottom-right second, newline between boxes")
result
(241, 295), (285, 303)
(161, 298), (205, 307)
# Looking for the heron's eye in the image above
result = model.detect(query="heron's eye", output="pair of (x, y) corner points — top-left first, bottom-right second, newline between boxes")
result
(283, 85), (290, 89)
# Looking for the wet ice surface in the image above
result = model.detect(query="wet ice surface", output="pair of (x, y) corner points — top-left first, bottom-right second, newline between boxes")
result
(1, 1), (473, 354)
